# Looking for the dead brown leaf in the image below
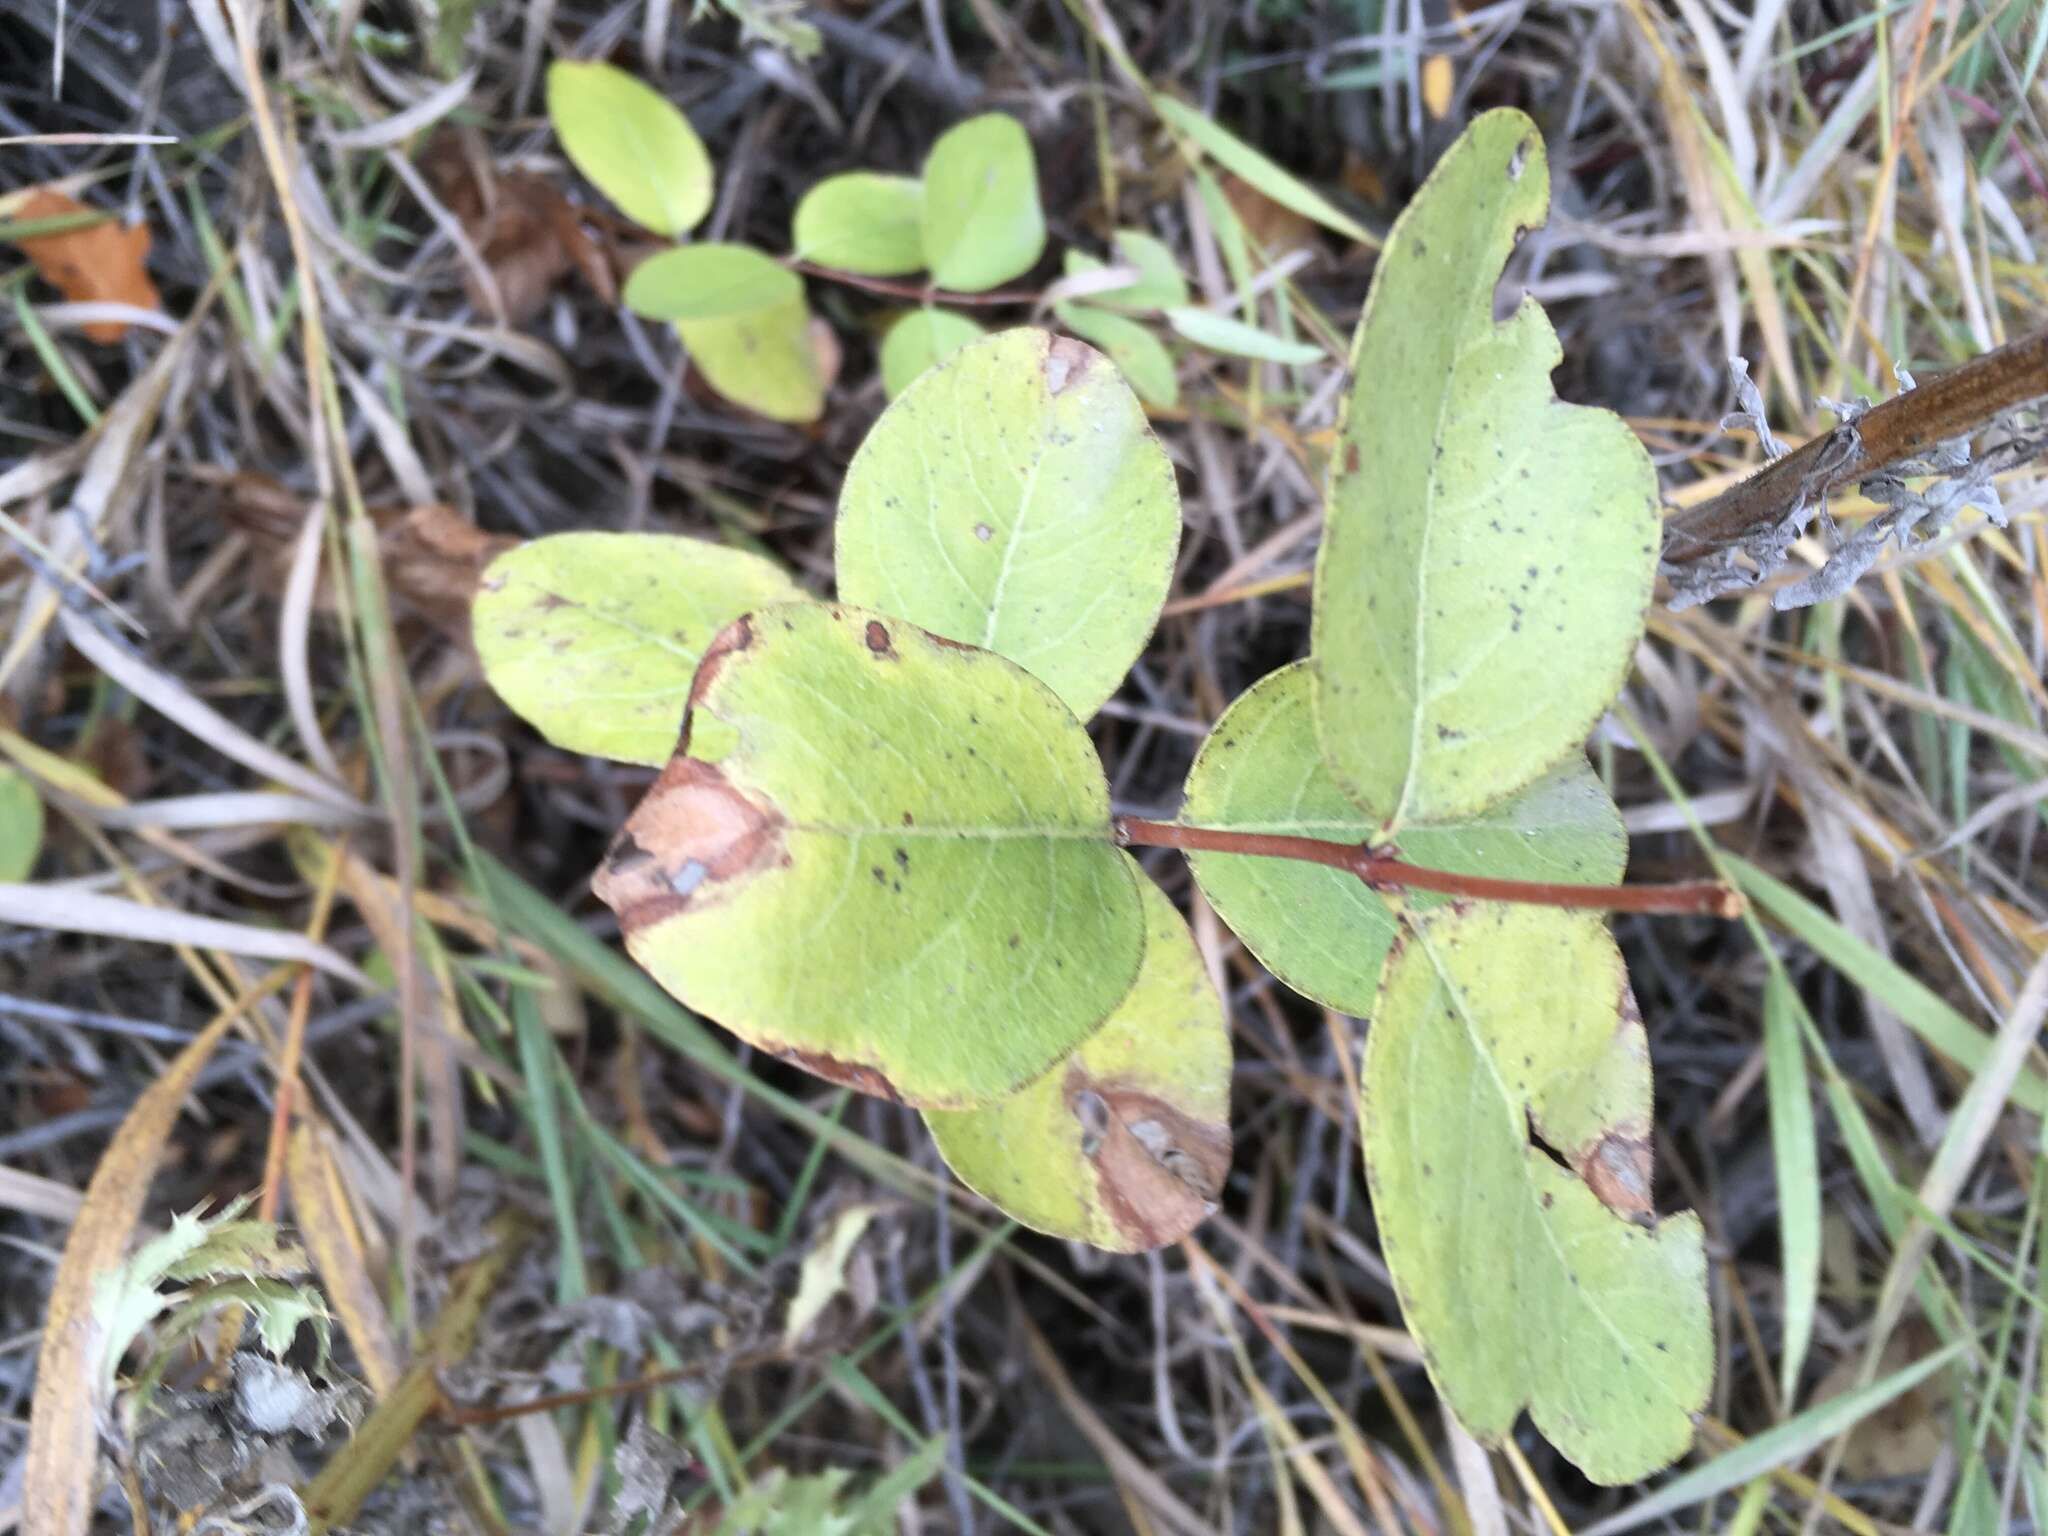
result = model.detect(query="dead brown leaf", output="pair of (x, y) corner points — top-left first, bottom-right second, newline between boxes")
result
(420, 135), (616, 324)
(1218, 171), (1320, 260)
(10, 187), (163, 343)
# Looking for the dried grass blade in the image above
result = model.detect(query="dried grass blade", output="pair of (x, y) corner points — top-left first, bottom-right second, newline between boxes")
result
(0, 883), (369, 986)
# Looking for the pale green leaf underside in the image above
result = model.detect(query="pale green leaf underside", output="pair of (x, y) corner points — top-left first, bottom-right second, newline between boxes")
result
(593, 602), (1143, 1110)
(473, 532), (801, 766)
(836, 328), (1181, 720)
(1362, 904), (1711, 1484)
(547, 61), (712, 238)
(1311, 108), (1658, 828)
(793, 172), (926, 276)
(0, 765), (44, 882)
(1063, 230), (1189, 312)
(926, 865), (1231, 1252)
(878, 309), (985, 399)
(1165, 306), (1322, 365)
(920, 114), (1045, 292)
(1181, 662), (1625, 1014)
(1053, 303), (1179, 409)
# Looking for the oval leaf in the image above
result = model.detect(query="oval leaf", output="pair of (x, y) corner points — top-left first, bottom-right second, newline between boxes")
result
(678, 297), (827, 423)
(794, 172), (926, 276)
(1362, 903), (1711, 1484)
(547, 60), (713, 238)
(473, 532), (802, 766)
(926, 864), (1231, 1252)
(1062, 229), (1189, 312)
(1181, 661), (1624, 1013)
(0, 764), (45, 881)
(1310, 109), (1658, 828)
(1054, 303), (1180, 409)
(878, 308), (985, 399)
(920, 114), (1045, 292)
(836, 328), (1181, 720)
(592, 602), (1144, 1109)
(1166, 306), (1323, 365)
(623, 243), (801, 322)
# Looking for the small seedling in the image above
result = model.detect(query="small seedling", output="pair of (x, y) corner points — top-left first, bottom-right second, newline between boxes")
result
(477, 109), (1727, 1482)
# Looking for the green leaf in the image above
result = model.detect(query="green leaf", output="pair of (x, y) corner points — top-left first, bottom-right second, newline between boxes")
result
(1053, 303), (1179, 408)
(623, 242), (801, 321)
(622, 248), (826, 422)
(877, 308), (984, 399)
(793, 173), (926, 276)
(473, 532), (802, 766)
(1151, 95), (1374, 247)
(1311, 108), (1659, 828)
(1164, 306), (1322, 365)
(592, 601), (1143, 1109)
(679, 297), (827, 422)
(836, 328), (1181, 720)
(920, 114), (1045, 292)
(546, 60), (713, 238)
(1361, 903), (1711, 1484)
(0, 764), (44, 881)
(926, 866), (1231, 1252)
(1763, 972), (1820, 1408)
(1063, 230), (1189, 311)
(1180, 661), (1624, 1013)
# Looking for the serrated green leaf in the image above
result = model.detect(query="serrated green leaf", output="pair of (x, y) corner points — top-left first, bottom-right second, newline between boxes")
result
(623, 243), (801, 322)
(1062, 229), (1189, 311)
(836, 328), (1180, 720)
(592, 602), (1143, 1109)
(1181, 661), (1624, 1013)
(877, 308), (984, 399)
(1053, 303), (1179, 408)
(920, 114), (1045, 292)
(1152, 95), (1374, 246)
(0, 764), (44, 881)
(1165, 306), (1323, 365)
(926, 865), (1231, 1252)
(1311, 109), (1659, 828)
(793, 173), (925, 275)
(1362, 903), (1711, 1484)
(473, 532), (802, 766)
(547, 60), (713, 238)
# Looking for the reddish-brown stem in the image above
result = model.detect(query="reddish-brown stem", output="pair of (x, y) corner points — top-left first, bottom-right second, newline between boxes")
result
(1115, 817), (1744, 920)
(789, 259), (1043, 308)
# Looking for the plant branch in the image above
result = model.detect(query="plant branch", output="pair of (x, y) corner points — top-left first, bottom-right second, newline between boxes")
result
(1661, 326), (2048, 564)
(1115, 817), (1744, 919)
(790, 260), (1043, 308)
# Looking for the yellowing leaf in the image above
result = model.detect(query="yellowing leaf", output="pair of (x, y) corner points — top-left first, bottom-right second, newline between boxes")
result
(920, 114), (1045, 292)
(592, 602), (1143, 1109)
(793, 173), (925, 276)
(783, 1202), (883, 1347)
(1311, 109), (1658, 828)
(837, 328), (1180, 720)
(622, 245), (826, 422)
(1180, 661), (1624, 1013)
(473, 531), (802, 766)
(1362, 903), (1711, 1484)
(877, 308), (984, 399)
(547, 60), (713, 237)
(926, 866), (1230, 1252)
(624, 242), (802, 321)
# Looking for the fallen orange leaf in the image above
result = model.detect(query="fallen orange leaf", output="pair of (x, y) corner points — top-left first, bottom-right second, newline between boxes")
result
(10, 186), (162, 343)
